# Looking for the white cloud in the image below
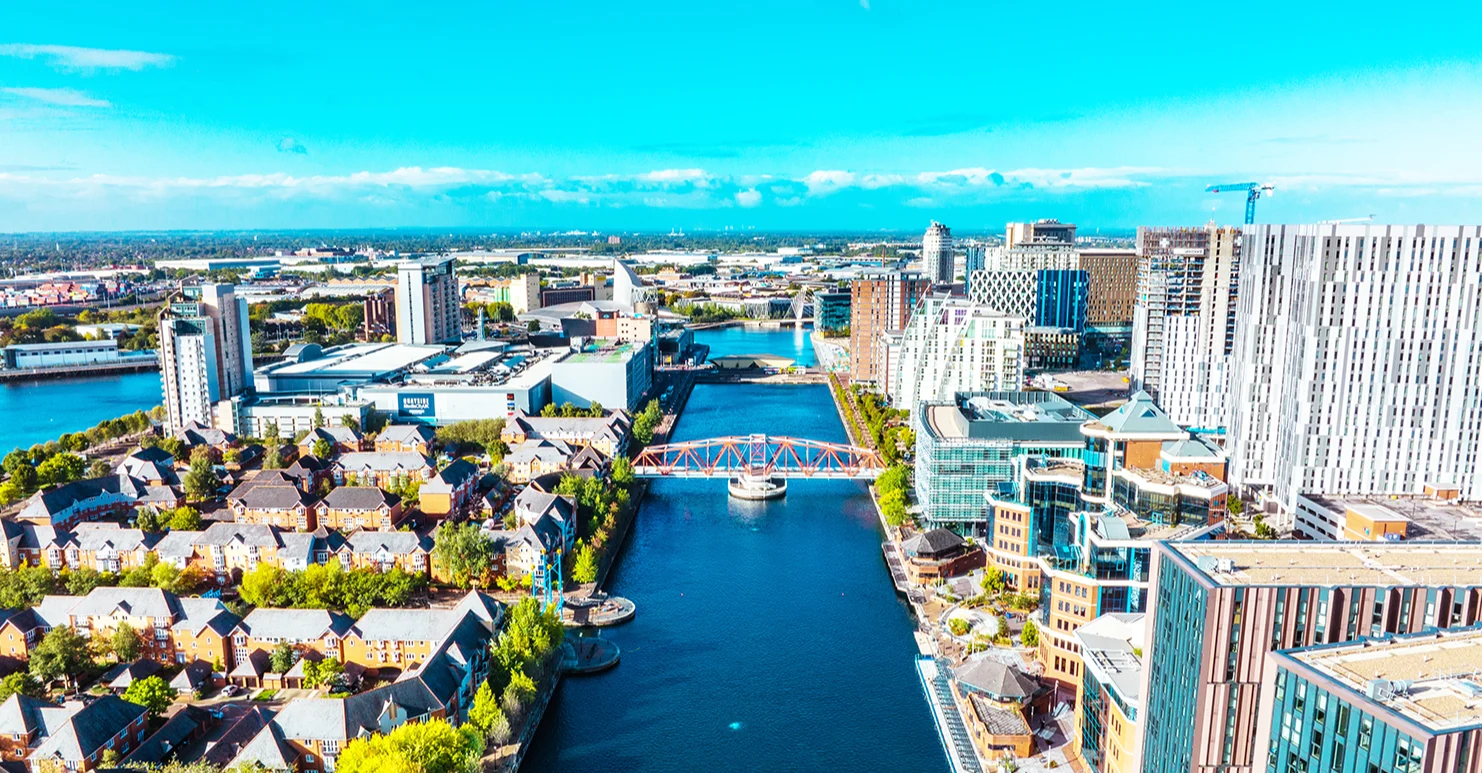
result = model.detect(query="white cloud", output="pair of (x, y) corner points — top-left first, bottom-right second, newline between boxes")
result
(735, 189), (762, 208)
(2, 87), (110, 108)
(802, 170), (856, 195)
(0, 44), (175, 72)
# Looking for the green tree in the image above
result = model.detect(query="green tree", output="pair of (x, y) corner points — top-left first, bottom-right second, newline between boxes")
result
(312, 438), (334, 459)
(122, 675), (177, 718)
(340, 414), (361, 432)
(87, 459), (114, 480)
(1021, 619), (1040, 648)
(167, 506), (203, 531)
(609, 456), (634, 486)
(539, 403), (558, 417)
(263, 446), (285, 470)
(183, 447), (219, 500)
(135, 507), (163, 533)
(0, 672), (45, 702)
(336, 719), (484, 773)
(9, 464), (36, 493)
(468, 682), (503, 737)
(0, 482), (22, 506)
(36, 453), (85, 486)
(29, 626), (89, 687)
(269, 642), (297, 674)
(313, 408), (325, 429)
(112, 622), (143, 662)
(240, 564), (293, 607)
(981, 567), (1006, 596)
(304, 658), (346, 690)
(501, 670), (536, 716)
(432, 522), (495, 589)
(571, 544), (598, 584)
(264, 421), (281, 446)
(63, 566), (113, 595)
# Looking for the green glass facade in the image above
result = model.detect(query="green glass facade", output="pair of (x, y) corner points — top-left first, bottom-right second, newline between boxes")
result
(815, 290), (852, 333)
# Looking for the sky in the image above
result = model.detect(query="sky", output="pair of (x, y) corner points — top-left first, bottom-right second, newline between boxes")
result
(3, 1), (1482, 233)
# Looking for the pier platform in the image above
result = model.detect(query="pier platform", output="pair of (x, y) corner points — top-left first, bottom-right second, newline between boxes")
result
(916, 655), (986, 773)
(560, 636), (621, 674)
(563, 595), (636, 627)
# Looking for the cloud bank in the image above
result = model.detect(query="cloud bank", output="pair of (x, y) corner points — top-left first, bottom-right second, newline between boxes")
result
(0, 43), (176, 72)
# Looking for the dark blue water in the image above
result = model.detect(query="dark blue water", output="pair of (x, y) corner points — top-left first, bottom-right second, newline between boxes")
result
(524, 382), (946, 773)
(694, 324), (817, 367)
(0, 371), (161, 453)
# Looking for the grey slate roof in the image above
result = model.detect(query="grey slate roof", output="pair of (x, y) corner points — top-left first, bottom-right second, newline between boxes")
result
(902, 528), (965, 558)
(236, 608), (355, 642)
(194, 522), (283, 548)
(376, 424), (435, 446)
(342, 530), (427, 557)
(953, 658), (1039, 701)
(298, 426), (361, 448)
(431, 459), (478, 487)
(152, 529), (202, 563)
(122, 705), (213, 764)
(335, 451), (433, 474)
(102, 659), (162, 689)
(0, 694), (54, 736)
(236, 484), (313, 510)
(19, 474), (149, 523)
(321, 486), (398, 511)
(30, 696), (147, 762)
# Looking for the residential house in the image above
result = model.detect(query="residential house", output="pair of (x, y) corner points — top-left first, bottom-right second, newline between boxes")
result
(501, 411), (631, 456)
(173, 420), (237, 451)
(512, 487), (577, 548)
(229, 484), (318, 532)
(99, 660), (163, 694)
(13, 588), (239, 667)
(121, 705), (217, 765)
(503, 439), (574, 484)
(52, 524), (156, 574)
(335, 531), (431, 576)
(317, 487), (404, 532)
(115, 448), (179, 487)
(22, 696), (149, 773)
(296, 426), (363, 455)
(332, 452), (433, 490)
(283, 455), (333, 495)
(188, 523), (290, 583)
(17, 474), (176, 529)
(228, 609), (355, 687)
(419, 460), (479, 517)
(374, 424), (435, 455)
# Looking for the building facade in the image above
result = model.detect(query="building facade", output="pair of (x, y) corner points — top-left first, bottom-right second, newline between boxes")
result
(1129, 225), (1240, 432)
(396, 257), (461, 345)
(891, 295), (1024, 409)
(1227, 223), (1482, 512)
(158, 284), (254, 431)
(923, 221), (954, 284)
(848, 270), (929, 386)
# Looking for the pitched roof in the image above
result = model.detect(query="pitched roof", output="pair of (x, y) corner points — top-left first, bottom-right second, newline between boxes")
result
(0, 694), (54, 736)
(173, 421), (236, 447)
(19, 475), (147, 522)
(236, 608), (355, 642)
(320, 486), (398, 511)
(194, 522), (283, 548)
(30, 696), (147, 762)
(953, 658), (1039, 701)
(298, 426), (361, 448)
(203, 706), (277, 767)
(334, 452), (432, 474)
(376, 424), (435, 445)
(902, 528), (966, 558)
(123, 705), (213, 764)
(342, 530), (427, 557)
(101, 659), (163, 689)
(514, 487), (576, 526)
(432, 459), (478, 487)
(1095, 391), (1183, 436)
(236, 484), (313, 510)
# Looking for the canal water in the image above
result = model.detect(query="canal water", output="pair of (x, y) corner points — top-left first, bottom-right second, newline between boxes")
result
(523, 381), (947, 773)
(0, 371), (160, 453)
(693, 324), (817, 368)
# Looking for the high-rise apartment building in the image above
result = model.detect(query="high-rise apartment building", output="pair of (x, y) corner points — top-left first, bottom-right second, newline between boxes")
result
(1006, 219), (1077, 248)
(969, 244), (1081, 320)
(890, 294), (1024, 409)
(1227, 224), (1482, 510)
(396, 257), (461, 345)
(961, 243), (986, 294)
(1140, 541), (1482, 773)
(1129, 225), (1240, 431)
(158, 284), (254, 431)
(362, 287), (395, 340)
(848, 270), (928, 385)
(923, 221), (954, 284)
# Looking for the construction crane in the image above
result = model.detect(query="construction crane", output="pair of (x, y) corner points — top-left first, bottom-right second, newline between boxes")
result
(1206, 182), (1275, 225)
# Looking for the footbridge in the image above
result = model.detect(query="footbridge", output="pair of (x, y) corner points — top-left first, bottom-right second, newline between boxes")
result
(633, 434), (884, 479)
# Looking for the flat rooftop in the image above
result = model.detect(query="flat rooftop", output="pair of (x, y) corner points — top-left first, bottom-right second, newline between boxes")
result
(560, 342), (642, 365)
(1170, 542), (1482, 587)
(266, 343), (446, 376)
(1287, 628), (1482, 732)
(1303, 494), (1482, 542)
(923, 391), (1094, 444)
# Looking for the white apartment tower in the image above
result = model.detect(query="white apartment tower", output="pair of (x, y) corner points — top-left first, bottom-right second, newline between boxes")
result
(923, 221), (954, 284)
(158, 284), (254, 431)
(397, 257), (462, 344)
(891, 294), (1025, 409)
(1228, 223), (1482, 510)
(1128, 225), (1240, 431)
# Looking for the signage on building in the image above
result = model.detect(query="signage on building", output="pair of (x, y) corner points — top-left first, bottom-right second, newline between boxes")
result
(398, 393), (436, 418)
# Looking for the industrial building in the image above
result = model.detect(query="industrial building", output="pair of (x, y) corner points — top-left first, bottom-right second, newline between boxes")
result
(550, 340), (653, 411)
(252, 342), (447, 395)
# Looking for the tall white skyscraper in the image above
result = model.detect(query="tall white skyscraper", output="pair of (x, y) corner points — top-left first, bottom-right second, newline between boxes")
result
(397, 257), (462, 345)
(1128, 225), (1240, 431)
(158, 283), (254, 431)
(923, 221), (954, 284)
(891, 294), (1025, 409)
(1228, 223), (1482, 510)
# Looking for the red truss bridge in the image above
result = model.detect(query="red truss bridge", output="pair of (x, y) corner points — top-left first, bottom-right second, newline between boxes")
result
(632, 434), (885, 479)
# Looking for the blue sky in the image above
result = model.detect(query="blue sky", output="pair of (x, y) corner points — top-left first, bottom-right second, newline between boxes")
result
(2, 0), (1482, 232)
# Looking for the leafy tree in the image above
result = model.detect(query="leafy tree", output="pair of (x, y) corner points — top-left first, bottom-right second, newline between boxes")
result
(340, 414), (360, 432)
(336, 719), (484, 773)
(112, 622), (143, 662)
(468, 681), (503, 738)
(2, 449), (30, 476)
(240, 564), (293, 607)
(263, 446), (285, 470)
(0, 482), (22, 506)
(151, 561), (182, 591)
(135, 507), (163, 533)
(571, 544), (598, 584)
(183, 447), (219, 500)
(269, 642), (297, 674)
(313, 408), (325, 429)
(432, 522), (495, 589)
(264, 421), (281, 445)
(63, 566), (114, 595)
(0, 565), (58, 609)
(36, 453), (85, 486)
(304, 658), (345, 690)
(86, 459), (114, 479)
(609, 456), (634, 486)
(0, 672), (44, 702)
(122, 675), (177, 718)
(501, 670), (536, 716)
(1228, 496), (1246, 517)
(9, 464), (36, 493)
(312, 438), (334, 460)
(981, 567), (1006, 596)
(100, 750), (121, 768)
(30, 627), (89, 687)
(1021, 619), (1040, 648)
(435, 419), (506, 455)
(167, 506), (203, 531)
(539, 403), (558, 417)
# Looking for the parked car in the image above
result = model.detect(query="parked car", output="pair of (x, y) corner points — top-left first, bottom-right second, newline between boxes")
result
(221, 684), (240, 698)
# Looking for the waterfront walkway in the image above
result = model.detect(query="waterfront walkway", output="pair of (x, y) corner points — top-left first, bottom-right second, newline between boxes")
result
(916, 656), (985, 773)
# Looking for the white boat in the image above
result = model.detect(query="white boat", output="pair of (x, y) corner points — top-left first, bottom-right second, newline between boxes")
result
(728, 473), (787, 500)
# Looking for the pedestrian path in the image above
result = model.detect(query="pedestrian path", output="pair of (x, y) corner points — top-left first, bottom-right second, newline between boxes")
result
(916, 655), (985, 773)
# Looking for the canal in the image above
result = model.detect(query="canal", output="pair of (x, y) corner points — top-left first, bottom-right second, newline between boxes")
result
(0, 370), (161, 453)
(695, 323), (817, 368)
(523, 380), (947, 773)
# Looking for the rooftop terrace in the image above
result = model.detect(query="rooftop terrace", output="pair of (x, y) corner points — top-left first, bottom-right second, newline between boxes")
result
(1287, 627), (1482, 732)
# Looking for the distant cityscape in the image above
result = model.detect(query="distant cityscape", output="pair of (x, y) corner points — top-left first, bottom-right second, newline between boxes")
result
(0, 217), (1478, 773)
